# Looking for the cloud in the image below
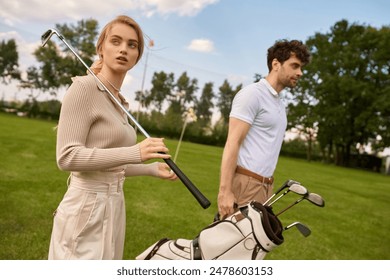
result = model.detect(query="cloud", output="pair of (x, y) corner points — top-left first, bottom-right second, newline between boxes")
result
(138, 0), (220, 17)
(0, 1), (128, 25)
(0, 0), (220, 26)
(0, 0), (219, 65)
(187, 39), (215, 53)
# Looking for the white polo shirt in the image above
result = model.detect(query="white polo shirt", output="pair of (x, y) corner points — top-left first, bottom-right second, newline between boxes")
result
(230, 78), (287, 177)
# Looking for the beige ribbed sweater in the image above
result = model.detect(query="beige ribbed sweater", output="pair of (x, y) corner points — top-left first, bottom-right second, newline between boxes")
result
(56, 74), (158, 177)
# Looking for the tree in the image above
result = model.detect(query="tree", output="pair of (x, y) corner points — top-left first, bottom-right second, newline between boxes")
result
(0, 39), (20, 84)
(253, 73), (263, 83)
(18, 66), (46, 117)
(295, 20), (390, 166)
(174, 72), (198, 108)
(216, 79), (242, 125)
(32, 18), (99, 95)
(147, 71), (175, 112)
(55, 19), (98, 80)
(135, 89), (150, 108)
(286, 86), (318, 161)
(196, 82), (214, 123)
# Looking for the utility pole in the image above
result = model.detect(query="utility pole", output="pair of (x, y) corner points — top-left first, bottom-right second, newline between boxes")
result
(135, 39), (154, 134)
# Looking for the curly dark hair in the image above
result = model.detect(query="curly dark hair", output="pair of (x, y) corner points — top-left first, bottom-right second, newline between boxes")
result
(267, 40), (311, 72)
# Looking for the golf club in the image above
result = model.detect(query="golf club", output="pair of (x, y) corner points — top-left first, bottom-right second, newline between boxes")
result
(263, 179), (300, 205)
(276, 192), (325, 216)
(41, 28), (211, 209)
(284, 222), (311, 237)
(267, 183), (307, 206)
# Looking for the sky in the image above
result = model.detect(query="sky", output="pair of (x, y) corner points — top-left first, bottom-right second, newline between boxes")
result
(1, 0), (389, 112)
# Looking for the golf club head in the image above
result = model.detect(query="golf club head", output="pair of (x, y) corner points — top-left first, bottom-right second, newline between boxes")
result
(41, 28), (62, 47)
(289, 183), (308, 195)
(296, 222), (311, 237)
(306, 193), (325, 207)
(279, 179), (300, 192)
(285, 222), (311, 237)
(273, 179), (301, 196)
(267, 183), (307, 206)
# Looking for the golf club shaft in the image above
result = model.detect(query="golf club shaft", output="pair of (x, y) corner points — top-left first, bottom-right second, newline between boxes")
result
(263, 180), (300, 206)
(277, 191), (325, 216)
(268, 190), (288, 206)
(42, 29), (211, 209)
(276, 197), (304, 216)
(263, 182), (288, 205)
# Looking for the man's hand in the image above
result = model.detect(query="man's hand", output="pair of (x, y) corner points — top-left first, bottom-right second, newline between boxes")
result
(217, 189), (236, 219)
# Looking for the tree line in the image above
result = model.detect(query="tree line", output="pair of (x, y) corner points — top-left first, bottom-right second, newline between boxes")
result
(1, 18), (389, 170)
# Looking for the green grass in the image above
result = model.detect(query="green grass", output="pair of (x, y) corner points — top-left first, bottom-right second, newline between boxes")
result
(0, 113), (389, 260)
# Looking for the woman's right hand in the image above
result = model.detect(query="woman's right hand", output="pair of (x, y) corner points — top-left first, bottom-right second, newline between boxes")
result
(139, 138), (171, 161)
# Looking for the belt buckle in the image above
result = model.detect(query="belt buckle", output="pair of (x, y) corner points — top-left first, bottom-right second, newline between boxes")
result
(263, 176), (272, 185)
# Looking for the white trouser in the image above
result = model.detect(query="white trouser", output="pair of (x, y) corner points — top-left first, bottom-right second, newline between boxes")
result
(48, 171), (126, 260)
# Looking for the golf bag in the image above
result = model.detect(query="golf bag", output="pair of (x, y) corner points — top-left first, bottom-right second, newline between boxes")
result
(136, 201), (284, 260)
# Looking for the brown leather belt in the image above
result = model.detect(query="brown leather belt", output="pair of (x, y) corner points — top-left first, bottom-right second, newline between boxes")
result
(236, 166), (274, 185)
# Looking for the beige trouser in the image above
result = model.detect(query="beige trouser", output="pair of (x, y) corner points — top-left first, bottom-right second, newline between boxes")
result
(232, 172), (274, 207)
(48, 171), (126, 260)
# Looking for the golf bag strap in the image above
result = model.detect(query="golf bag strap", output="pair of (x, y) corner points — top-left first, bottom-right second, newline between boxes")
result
(192, 238), (202, 260)
(144, 238), (170, 260)
(251, 244), (261, 260)
(236, 212), (246, 221)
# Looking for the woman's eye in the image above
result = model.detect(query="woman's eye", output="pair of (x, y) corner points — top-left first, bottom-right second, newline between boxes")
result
(129, 42), (138, 49)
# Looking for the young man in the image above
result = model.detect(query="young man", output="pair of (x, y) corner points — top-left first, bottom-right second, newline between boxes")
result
(217, 40), (311, 218)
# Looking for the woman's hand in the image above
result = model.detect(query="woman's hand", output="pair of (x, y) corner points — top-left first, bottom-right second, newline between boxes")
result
(157, 162), (178, 180)
(139, 138), (171, 161)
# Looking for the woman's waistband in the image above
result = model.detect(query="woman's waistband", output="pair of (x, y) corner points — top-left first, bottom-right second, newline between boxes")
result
(68, 170), (125, 193)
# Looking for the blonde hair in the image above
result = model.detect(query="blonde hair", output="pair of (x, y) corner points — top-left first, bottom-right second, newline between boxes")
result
(90, 15), (144, 74)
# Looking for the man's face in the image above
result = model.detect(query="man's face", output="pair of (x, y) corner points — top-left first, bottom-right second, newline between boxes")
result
(277, 53), (304, 88)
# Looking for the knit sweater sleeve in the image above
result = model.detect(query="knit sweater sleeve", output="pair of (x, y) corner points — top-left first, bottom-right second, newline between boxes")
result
(56, 77), (142, 171)
(124, 162), (159, 177)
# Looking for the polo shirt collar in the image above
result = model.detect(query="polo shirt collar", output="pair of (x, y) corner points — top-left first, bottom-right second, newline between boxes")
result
(95, 75), (130, 109)
(261, 78), (278, 97)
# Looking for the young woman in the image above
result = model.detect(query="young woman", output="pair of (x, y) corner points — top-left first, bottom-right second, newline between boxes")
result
(48, 15), (177, 260)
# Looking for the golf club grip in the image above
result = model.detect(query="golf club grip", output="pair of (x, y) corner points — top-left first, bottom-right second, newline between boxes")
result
(163, 158), (211, 209)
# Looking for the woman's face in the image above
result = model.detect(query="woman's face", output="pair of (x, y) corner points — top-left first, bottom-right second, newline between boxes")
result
(100, 23), (140, 74)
